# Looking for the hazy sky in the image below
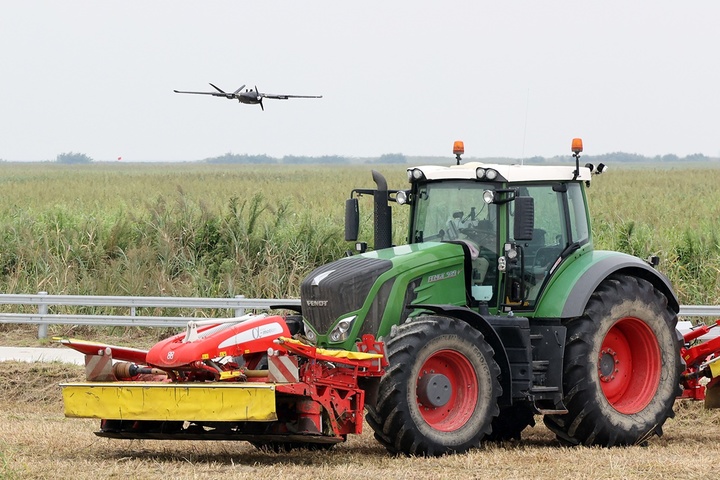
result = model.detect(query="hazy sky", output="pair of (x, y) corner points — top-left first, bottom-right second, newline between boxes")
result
(2, 2), (719, 162)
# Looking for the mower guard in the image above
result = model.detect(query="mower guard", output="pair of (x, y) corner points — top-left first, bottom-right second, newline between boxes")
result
(61, 381), (278, 422)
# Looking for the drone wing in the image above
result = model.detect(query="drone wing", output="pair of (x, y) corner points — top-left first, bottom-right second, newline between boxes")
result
(259, 93), (323, 100)
(174, 89), (227, 97)
(174, 83), (246, 100)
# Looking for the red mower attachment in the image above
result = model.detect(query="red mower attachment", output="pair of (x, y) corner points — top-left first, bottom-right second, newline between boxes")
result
(679, 319), (720, 407)
(58, 314), (387, 449)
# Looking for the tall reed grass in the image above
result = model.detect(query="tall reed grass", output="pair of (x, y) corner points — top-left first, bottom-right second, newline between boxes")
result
(0, 162), (718, 310)
(589, 166), (720, 305)
(0, 164), (376, 303)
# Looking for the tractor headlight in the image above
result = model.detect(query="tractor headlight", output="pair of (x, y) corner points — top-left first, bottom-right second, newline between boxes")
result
(396, 190), (409, 205)
(476, 168), (498, 180)
(329, 316), (356, 343)
(483, 190), (495, 204)
(303, 321), (318, 344)
(408, 168), (425, 183)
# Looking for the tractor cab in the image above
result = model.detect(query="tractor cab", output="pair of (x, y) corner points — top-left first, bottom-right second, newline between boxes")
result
(401, 139), (603, 313)
(343, 138), (608, 317)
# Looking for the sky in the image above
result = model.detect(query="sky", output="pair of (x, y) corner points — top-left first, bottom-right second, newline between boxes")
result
(2, 1), (719, 162)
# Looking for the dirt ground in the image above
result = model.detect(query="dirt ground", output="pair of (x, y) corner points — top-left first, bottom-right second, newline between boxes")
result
(2, 361), (720, 479)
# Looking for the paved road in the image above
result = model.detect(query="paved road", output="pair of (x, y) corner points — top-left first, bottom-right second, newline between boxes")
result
(0, 346), (84, 365)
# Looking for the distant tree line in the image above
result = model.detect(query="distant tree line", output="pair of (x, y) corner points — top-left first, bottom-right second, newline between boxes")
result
(203, 152), (407, 164)
(545, 152), (713, 164)
(201, 151), (712, 165)
(47, 151), (714, 165)
(377, 153), (406, 164)
(56, 152), (93, 164)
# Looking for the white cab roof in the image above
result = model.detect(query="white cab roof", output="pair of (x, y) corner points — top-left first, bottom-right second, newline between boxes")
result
(410, 161), (592, 183)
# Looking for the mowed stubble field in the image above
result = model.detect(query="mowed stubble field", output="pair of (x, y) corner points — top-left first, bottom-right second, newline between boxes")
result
(2, 161), (720, 478)
(2, 362), (720, 479)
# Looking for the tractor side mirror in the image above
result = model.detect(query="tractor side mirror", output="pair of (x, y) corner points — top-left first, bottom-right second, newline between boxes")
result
(345, 198), (359, 241)
(514, 196), (535, 241)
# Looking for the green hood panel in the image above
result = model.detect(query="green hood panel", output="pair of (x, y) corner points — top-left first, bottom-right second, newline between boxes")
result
(361, 242), (469, 336)
(307, 242), (469, 349)
(360, 242), (465, 267)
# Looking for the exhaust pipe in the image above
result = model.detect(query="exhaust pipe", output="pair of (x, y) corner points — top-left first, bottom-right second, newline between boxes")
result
(372, 170), (392, 250)
(344, 170), (393, 251)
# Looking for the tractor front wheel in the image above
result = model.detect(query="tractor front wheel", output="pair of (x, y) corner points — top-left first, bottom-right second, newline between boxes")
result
(544, 274), (682, 446)
(367, 315), (501, 456)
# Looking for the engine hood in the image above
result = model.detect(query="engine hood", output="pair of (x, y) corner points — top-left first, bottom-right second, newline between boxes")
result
(301, 242), (466, 336)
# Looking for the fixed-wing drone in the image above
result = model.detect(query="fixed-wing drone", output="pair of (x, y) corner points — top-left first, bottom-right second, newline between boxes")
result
(173, 83), (322, 110)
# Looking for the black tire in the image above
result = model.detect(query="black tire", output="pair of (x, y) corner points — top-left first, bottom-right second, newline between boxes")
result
(543, 274), (683, 446)
(366, 316), (502, 456)
(484, 402), (536, 442)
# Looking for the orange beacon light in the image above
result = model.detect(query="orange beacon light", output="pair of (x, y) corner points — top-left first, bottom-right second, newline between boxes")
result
(453, 140), (465, 156)
(571, 138), (583, 154)
(453, 140), (465, 165)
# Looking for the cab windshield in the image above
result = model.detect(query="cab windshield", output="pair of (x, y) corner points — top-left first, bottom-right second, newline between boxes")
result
(411, 181), (498, 254)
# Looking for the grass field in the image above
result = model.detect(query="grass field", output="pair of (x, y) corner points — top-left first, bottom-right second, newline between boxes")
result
(0, 162), (366, 301)
(1, 361), (720, 479)
(588, 167), (720, 305)
(0, 161), (719, 305)
(1, 161), (720, 344)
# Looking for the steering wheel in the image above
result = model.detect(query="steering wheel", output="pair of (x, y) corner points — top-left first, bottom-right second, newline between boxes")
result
(459, 227), (495, 251)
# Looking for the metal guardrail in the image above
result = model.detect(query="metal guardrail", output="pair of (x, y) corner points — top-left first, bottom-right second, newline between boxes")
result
(0, 292), (716, 339)
(0, 292), (301, 338)
(678, 305), (720, 317)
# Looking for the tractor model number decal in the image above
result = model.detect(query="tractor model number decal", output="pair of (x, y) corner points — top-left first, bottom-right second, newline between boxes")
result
(427, 269), (459, 283)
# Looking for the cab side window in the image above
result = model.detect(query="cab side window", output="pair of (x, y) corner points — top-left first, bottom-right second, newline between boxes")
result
(515, 184), (567, 305)
(567, 183), (590, 244)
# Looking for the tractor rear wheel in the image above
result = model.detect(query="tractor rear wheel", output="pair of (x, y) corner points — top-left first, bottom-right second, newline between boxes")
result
(544, 274), (683, 446)
(366, 315), (501, 456)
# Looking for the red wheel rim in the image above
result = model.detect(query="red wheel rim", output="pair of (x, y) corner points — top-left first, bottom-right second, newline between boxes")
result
(416, 349), (478, 431)
(598, 316), (661, 414)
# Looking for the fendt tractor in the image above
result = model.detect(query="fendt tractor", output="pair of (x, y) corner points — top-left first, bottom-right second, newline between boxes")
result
(59, 139), (720, 456)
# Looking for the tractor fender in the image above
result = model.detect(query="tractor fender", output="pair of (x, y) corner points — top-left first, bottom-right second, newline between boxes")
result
(408, 304), (514, 406)
(550, 252), (679, 319)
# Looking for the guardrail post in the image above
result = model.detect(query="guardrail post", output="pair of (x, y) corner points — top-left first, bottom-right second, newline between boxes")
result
(235, 295), (245, 317)
(37, 291), (48, 339)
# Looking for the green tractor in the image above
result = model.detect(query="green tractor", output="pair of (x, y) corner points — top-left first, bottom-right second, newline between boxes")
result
(300, 139), (683, 455)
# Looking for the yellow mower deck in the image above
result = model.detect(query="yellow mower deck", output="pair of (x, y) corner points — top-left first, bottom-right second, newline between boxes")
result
(60, 382), (278, 422)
